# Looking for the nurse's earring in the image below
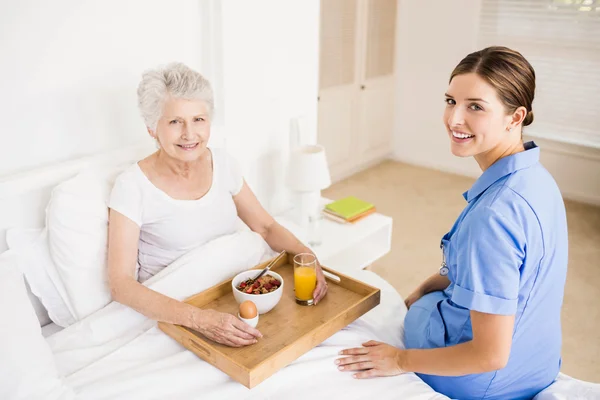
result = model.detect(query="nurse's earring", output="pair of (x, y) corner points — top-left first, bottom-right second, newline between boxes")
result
(507, 126), (513, 133)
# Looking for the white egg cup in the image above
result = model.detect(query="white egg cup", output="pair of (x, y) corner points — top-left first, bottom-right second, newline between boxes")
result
(238, 313), (259, 328)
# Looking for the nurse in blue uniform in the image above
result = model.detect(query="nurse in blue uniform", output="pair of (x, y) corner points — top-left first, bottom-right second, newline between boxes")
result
(335, 46), (568, 400)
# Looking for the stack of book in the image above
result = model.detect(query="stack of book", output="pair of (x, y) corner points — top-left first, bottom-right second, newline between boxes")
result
(322, 196), (376, 224)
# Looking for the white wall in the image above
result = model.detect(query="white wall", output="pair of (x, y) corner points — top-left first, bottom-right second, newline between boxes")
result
(220, 0), (320, 214)
(0, 0), (320, 214)
(393, 0), (600, 206)
(0, 0), (204, 177)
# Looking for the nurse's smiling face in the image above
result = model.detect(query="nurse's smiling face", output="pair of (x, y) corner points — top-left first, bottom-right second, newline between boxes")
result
(443, 73), (517, 160)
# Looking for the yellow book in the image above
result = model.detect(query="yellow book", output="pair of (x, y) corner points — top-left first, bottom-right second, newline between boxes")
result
(322, 210), (349, 224)
(324, 196), (374, 220)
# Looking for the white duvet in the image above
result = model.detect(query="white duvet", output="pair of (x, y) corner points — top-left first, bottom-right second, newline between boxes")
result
(46, 232), (599, 400)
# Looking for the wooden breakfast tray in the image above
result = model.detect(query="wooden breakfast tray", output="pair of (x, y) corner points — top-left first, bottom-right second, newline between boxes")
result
(158, 252), (380, 388)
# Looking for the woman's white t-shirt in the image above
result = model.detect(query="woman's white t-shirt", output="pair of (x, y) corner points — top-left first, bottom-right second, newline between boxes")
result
(108, 147), (243, 282)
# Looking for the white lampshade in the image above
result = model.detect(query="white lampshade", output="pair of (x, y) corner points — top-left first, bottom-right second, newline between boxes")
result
(286, 144), (331, 192)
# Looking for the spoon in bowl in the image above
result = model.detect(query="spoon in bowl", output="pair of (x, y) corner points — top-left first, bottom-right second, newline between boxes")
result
(248, 250), (286, 284)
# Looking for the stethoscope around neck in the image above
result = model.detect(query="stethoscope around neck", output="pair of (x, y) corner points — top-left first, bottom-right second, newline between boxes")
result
(439, 240), (449, 276)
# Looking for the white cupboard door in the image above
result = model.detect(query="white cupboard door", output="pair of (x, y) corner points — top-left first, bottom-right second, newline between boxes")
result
(359, 0), (396, 160)
(318, 89), (358, 180)
(359, 77), (395, 161)
(318, 0), (396, 181)
(317, 0), (360, 179)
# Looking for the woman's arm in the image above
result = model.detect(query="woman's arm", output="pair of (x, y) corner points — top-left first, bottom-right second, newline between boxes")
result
(337, 311), (514, 378)
(405, 272), (450, 309)
(402, 311), (514, 375)
(421, 272), (451, 294)
(107, 210), (262, 347)
(233, 181), (328, 304)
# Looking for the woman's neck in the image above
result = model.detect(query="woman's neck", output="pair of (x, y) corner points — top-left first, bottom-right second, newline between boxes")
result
(475, 139), (525, 172)
(153, 148), (210, 180)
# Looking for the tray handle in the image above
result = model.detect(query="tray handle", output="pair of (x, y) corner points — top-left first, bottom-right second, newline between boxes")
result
(320, 265), (379, 296)
(322, 269), (341, 283)
(186, 338), (211, 358)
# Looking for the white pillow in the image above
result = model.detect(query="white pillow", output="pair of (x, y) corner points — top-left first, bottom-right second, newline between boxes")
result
(6, 228), (76, 327)
(6, 227), (54, 326)
(46, 166), (127, 321)
(0, 250), (76, 400)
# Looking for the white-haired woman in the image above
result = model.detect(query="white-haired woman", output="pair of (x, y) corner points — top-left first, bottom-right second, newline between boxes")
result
(107, 63), (327, 347)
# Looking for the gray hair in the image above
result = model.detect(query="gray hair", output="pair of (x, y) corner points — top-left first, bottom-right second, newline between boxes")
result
(137, 62), (214, 131)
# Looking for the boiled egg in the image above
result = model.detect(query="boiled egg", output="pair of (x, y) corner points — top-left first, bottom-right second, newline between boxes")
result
(239, 300), (258, 319)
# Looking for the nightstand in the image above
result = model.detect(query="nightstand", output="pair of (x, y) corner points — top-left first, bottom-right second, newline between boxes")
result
(275, 198), (393, 273)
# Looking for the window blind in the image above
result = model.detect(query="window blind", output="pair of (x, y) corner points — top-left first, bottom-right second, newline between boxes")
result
(479, 0), (600, 148)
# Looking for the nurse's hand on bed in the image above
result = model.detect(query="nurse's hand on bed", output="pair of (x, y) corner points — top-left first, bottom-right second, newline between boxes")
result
(193, 309), (263, 347)
(335, 340), (406, 379)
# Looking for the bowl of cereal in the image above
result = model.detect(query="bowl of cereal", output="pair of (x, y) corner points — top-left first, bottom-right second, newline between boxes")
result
(231, 270), (284, 314)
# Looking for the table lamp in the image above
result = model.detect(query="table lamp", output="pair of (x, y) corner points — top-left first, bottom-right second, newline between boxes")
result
(286, 144), (331, 246)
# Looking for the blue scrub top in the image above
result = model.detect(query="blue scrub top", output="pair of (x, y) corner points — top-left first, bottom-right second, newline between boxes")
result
(404, 142), (568, 400)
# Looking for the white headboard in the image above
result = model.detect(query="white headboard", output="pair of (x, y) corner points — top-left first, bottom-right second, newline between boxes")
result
(0, 143), (155, 254)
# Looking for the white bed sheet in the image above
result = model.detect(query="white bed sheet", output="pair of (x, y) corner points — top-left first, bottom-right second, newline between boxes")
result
(44, 243), (599, 400)
(45, 243), (449, 400)
(42, 322), (64, 338)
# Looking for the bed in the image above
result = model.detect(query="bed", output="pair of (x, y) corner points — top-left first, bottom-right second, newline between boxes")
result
(0, 144), (598, 400)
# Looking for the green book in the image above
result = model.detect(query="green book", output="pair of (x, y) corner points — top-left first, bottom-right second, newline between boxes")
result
(324, 196), (374, 220)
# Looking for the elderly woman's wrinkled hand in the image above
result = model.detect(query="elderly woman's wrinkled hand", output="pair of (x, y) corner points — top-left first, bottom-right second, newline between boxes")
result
(194, 309), (262, 347)
(313, 263), (328, 305)
(335, 340), (408, 379)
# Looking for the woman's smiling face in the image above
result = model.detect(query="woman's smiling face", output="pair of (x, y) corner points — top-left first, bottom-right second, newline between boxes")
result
(443, 73), (515, 159)
(152, 97), (211, 162)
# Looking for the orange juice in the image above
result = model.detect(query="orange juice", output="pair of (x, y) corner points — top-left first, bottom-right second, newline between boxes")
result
(294, 266), (317, 301)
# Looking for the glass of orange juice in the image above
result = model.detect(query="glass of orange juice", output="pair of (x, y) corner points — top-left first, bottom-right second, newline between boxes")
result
(293, 253), (317, 306)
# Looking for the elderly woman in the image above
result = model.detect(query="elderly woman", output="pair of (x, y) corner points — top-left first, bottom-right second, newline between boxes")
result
(107, 62), (327, 348)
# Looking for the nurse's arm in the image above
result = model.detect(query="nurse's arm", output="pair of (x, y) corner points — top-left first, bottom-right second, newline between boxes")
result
(420, 273), (451, 293)
(402, 311), (514, 375)
(405, 273), (450, 309)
